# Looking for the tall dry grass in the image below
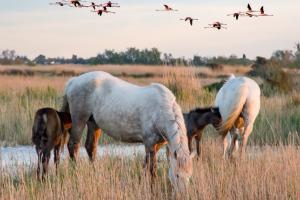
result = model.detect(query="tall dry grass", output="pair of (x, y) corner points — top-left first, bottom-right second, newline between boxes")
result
(0, 65), (299, 145)
(0, 65), (299, 199)
(1, 140), (299, 199)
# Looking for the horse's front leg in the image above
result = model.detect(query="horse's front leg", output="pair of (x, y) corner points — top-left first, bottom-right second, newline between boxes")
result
(195, 131), (203, 158)
(68, 118), (86, 162)
(188, 136), (193, 154)
(144, 144), (159, 178)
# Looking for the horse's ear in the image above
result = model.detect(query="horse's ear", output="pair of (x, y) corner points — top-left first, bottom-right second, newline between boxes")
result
(211, 107), (219, 114)
(174, 151), (177, 159)
(190, 151), (196, 159)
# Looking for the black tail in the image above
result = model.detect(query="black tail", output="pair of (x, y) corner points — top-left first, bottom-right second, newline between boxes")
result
(32, 113), (47, 146)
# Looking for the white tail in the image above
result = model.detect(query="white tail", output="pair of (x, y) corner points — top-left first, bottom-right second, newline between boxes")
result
(218, 83), (248, 135)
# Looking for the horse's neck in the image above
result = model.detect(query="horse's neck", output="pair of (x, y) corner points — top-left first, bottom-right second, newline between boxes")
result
(194, 112), (211, 128)
(167, 132), (189, 155)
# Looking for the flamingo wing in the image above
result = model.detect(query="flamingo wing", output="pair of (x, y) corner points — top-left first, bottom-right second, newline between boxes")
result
(260, 6), (264, 14)
(234, 13), (239, 20)
(247, 3), (252, 11)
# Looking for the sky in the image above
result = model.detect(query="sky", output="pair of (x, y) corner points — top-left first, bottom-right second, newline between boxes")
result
(0, 0), (299, 59)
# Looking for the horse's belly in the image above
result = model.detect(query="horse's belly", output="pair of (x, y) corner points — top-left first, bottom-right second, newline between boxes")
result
(103, 128), (144, 143)
(95, 116), (144, 143)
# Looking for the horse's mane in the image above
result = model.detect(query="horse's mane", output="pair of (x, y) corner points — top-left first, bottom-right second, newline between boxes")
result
(224, 74), (236, 84)
(171, 103), (192, 172)
(189, 107), (215, 114)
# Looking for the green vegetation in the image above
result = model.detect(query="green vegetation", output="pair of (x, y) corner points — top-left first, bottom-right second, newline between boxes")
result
(249, 57), (296, 96)
(0, 65), (299, 146)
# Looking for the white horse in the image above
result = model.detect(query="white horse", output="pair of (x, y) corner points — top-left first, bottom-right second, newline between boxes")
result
(215, 74), (260, 158)
(61, 71), (193, 191)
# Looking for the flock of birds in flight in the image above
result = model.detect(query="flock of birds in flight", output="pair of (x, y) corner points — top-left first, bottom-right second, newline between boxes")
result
(49, 1), (274, 30)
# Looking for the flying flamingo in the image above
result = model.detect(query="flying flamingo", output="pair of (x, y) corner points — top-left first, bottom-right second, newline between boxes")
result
(227, 12), (245, 20)
(102, 1), (120, 8)
(245, 12), (258, 17)
(49, 2), (69, 6)
(67, 0), (82, 7)
(258, 6), (274, 16)
(156, 4), (178, 11)
(180, 17), (198, 26)
(82, 2), (101, 10)
(205, 22), (227, 30)
(91, 6), (115, 16)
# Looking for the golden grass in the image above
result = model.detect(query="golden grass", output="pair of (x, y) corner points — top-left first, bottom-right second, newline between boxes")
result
(0, 64), (299, 199)
(0, 65), (299, 146)
(1, 140), (299, 199)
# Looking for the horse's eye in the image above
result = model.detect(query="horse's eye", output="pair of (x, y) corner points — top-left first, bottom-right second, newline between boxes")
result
(176, 174), (179, 178)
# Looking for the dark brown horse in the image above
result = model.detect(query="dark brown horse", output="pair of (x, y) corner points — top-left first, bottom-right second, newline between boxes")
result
(184, 107), (221, 158)
(32, 107), (71, 180)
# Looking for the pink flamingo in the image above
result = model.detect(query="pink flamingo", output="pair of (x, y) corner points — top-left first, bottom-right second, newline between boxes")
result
(68, 0), (82, 7)
(102, 1), (120, 8)
(258, 6), (274, 16)
(227, 12), (245, 20)
(82, 2), (101, 10)
(180, 17), (198, 26)
(49, 2), (69, 6)
(156, 4), (178, 11)
(91, 6), (115, 16)
(205, 22), (227, 30)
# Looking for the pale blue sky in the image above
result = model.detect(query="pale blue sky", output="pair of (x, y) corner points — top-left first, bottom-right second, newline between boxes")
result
(0, 0), (299, 59)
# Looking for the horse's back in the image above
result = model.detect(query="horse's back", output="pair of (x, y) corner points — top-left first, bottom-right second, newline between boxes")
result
(65, 71), (113, 93)
(215, 76), (260, 125)
(216, 76), (260, 105)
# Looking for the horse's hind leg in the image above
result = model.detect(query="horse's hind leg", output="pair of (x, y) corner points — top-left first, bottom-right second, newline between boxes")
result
(54, 143), (60, 174)
(227, 129), (238, 159)
(240, 120), (254, 157)
(85, 118), (101, 162)
(239, 97), (260, 157)
(222, 133), (232, 159)
(42, 149), (51, 180)
(36, 148), (42, 180)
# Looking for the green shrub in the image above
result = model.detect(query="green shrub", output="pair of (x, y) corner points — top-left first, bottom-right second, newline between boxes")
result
(250, 57), (295, 95)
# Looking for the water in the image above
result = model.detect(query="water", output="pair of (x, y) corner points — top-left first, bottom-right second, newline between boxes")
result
(0, 144), (166, 171)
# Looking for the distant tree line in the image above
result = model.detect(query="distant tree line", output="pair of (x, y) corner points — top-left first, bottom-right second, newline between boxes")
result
(271, 43), (300, 68)
(0, 50), (33, 65)
(1, 44), (299, 68)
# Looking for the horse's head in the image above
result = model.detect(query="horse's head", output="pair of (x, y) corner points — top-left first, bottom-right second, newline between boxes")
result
(209, 107), (222, 128)
(168, 145), (195, 192)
